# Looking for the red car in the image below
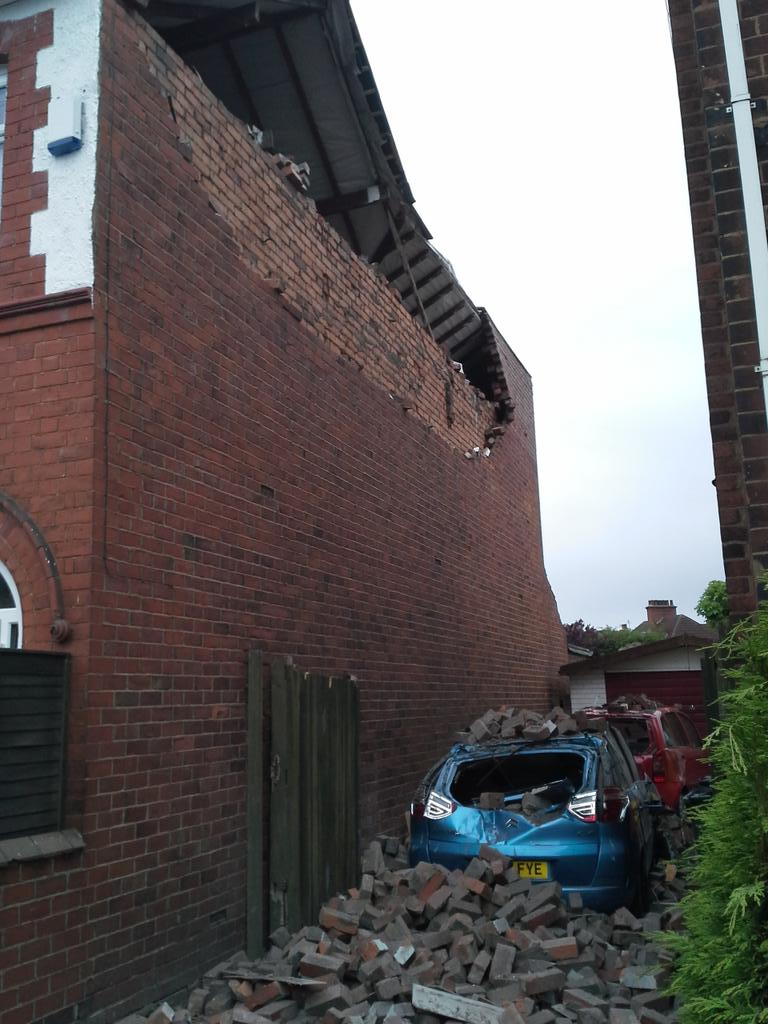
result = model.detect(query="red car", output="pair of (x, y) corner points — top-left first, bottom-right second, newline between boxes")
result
(582, 705), (708, 810)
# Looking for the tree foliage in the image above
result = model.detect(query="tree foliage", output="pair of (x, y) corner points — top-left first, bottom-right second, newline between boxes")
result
(695, 580), (729, 627)
(563, 620), (665, 654)
(665, 603), (768, 1023)
(593, 625), (666, 654)
(563, 619), (599, 648)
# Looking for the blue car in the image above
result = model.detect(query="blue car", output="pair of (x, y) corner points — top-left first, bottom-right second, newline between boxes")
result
(409, 728), (660, 913)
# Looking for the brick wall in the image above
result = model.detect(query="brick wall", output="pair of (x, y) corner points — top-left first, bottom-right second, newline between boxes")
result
(0, 292), (98, 1024)
(0, 11), (101, 1021)
(669, 0), (768, 614)
(0, 9), (52, 302)
(0, 1), (565, 1020)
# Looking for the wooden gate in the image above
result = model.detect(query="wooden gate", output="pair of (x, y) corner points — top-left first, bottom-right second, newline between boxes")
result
(247, 653), (359, 954)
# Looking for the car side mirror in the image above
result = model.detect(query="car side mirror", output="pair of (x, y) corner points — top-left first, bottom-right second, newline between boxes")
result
(619, 796), (630, 823)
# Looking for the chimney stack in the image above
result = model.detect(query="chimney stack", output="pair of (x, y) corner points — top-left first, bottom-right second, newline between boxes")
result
(646, 599), (676, 634)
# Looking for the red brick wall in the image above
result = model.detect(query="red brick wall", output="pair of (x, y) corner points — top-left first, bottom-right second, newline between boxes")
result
(0, 292), (98, 1024)
(669, 0), (768, 614)
(0, 16), (100, 1023)
(0, 10), (52, 303)
(0, 1), (565, 1021)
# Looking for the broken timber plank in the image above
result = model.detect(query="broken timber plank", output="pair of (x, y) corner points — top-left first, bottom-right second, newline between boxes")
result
(220, 969), (327, 990)
(411, 983), (522, 1024)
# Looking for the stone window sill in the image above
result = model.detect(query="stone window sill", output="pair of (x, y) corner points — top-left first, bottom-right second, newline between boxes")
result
(0, 828), (84, 866)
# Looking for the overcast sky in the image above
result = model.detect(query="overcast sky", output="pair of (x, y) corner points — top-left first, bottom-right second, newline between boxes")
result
(351, 0), (725, 629)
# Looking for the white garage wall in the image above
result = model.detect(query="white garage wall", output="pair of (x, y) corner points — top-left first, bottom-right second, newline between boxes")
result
(569, 668), (606, 712)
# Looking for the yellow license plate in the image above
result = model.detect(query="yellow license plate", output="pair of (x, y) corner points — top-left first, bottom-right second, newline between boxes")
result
(512, 860), (549, 879)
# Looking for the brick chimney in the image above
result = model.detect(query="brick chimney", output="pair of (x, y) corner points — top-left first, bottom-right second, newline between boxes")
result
(646, 599), (676, 634)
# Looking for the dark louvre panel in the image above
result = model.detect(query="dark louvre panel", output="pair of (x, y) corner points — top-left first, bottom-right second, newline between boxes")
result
(0, 652), (70, 840)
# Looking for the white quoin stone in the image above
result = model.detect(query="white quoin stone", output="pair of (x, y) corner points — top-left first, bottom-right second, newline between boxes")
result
(0, 0), (102, 295)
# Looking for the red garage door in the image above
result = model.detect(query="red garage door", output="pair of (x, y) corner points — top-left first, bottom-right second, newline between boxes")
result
(605, 671), (708, 737)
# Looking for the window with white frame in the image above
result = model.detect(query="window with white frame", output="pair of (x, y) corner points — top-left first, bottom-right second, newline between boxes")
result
(0, 561), (22, 649)
(0, 66), (6, 210)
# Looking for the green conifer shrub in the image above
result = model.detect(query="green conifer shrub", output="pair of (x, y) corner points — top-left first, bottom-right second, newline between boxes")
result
(665, 604), (768, 1023)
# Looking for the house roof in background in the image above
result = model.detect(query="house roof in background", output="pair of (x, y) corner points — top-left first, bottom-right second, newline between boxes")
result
(559, 633), (715, 677)
(634, 614), (716, 643)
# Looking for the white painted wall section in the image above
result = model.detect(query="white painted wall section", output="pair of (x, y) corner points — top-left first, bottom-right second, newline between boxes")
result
(0, 0), (102, 294)
(569, 669), (606, 712)
(608, 647), (706, 673)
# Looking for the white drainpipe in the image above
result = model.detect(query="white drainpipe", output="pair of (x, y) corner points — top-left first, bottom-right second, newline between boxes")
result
(718, 0), (768, 410)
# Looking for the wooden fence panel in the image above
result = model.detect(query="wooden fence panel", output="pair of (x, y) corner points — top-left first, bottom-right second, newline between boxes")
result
(298, 671), (359, 926)
(253, 656), (359, 942)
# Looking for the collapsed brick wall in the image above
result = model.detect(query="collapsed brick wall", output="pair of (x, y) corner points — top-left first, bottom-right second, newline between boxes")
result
(669, 0), (768, 615)
(78, 2), (564, 1016)
(126, 7), (490, 453)
(0, 0), (565, 1021)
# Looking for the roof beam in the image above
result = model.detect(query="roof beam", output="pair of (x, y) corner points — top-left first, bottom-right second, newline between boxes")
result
(139, 2), (223, 18)
(315, 185), (380, 216)
(164, 2), (259, 50)
(370, 226), (414, 266)
(385, 208), (435, 341)
(269, 0), (326, 8)
(420, 282), (455, 313)
(385, 247), (430, 284)
(435, 314), (478, 347)
(164, 3), (314, 53)
(429, 301), (467, 332)
(446, 324), (484, 357)
(273, 22), (362, 252)
(398, 263), (443, 302)
(223, 38), (264, 127)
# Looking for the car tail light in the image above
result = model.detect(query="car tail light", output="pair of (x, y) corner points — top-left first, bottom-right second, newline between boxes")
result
(567, 790), (597, 823)
(601, 785), (629, 822)
(423, 791), (456, 820)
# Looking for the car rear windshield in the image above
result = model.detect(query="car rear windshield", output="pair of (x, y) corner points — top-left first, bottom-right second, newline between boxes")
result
(608, 718), (650, 756)
(449, 750), (588, 809)
(661, 712), (689, 747)
(677, 713), (702, 746)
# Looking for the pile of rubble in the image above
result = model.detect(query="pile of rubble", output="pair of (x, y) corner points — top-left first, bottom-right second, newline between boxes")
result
(458, 707), (604, 746)
(127, 841), (686, 1024)
(603, 697), (658, 712)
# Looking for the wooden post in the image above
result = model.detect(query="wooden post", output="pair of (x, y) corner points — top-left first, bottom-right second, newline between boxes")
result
(269, 659), (302, 933)
(246, 650), (264, 957)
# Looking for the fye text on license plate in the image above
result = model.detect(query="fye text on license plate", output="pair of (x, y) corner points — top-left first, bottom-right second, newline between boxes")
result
(512, 860), (549, 879)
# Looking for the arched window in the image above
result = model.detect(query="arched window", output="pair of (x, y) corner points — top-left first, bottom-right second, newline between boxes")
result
(0, 561), (22, 649)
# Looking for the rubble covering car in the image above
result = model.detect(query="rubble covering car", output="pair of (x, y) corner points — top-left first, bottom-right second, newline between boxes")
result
(409, 706), (665, 913)
(580, 697), (709, 810)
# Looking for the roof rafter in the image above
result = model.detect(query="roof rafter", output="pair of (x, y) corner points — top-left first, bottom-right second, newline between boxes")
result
(272, 22), (361, 252)
(435, 314), (478, 348)
(165, 3), (314, 53)
(428, 301), (465, 331)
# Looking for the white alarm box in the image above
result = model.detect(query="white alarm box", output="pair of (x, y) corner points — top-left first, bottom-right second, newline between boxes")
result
(47, 94), (83, 156)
